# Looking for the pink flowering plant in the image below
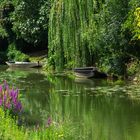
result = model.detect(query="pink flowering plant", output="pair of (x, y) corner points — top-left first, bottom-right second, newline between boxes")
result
(0, 80), (22, 115)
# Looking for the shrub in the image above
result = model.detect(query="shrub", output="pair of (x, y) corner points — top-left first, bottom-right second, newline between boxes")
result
(7, 43), (30, 62)
(127, 59), (140, 76)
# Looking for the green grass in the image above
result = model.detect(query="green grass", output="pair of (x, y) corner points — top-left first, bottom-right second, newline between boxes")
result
(0, 108), (73, 140)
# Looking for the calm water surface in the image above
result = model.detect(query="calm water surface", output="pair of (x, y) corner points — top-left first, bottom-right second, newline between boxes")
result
(0, 66), (140, 140)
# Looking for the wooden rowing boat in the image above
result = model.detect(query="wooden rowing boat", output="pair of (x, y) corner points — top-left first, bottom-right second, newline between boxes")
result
(6, 61), (42, 68)
(74, 70), (95, 78)
(73, 67), (96, 78)
(73, 67), (107, 79)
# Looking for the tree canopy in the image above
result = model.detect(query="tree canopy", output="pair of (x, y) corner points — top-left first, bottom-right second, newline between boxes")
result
(0, 0), (139, 75)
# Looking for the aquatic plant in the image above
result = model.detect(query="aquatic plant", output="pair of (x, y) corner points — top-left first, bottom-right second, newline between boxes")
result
(0, 80), (22, 115)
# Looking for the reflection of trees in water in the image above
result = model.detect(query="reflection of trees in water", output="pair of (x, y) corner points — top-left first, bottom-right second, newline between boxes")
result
(88, 97), (137, 140)
(49, 92), (140, 140)
(21, 73), (52, 126)
(0, 68), (29, 86)
(42, 76), (140, 139)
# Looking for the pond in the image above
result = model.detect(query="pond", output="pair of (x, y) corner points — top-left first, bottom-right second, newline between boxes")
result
(0, 66), (140, 140)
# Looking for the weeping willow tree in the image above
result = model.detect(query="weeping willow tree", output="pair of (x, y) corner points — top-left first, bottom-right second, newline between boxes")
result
(48, 0), (131, 73)
(48, 0), (102, 70)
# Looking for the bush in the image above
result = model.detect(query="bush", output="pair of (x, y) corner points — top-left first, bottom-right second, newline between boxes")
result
(127, 59), (140, 76)
(7, 43), (30, 62)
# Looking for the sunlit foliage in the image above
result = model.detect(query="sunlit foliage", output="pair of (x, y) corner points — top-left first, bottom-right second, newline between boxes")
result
(48, 0), (131, 74)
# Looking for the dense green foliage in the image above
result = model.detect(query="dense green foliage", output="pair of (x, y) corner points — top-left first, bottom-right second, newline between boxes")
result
(0, 0), (50, 44)
(48, 0), (140, 75)
(11, 0), (50, 45)
(7, 43), (29, 61)
(123, 0), (140, 40)
(0, 0), (50, 62)
(0, 0), (140, 75)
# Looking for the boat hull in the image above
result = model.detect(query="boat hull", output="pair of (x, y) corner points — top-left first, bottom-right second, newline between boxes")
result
(74, 70), (95, 78)
(73, 67), (107, 79)
(6, 62), (42, 68)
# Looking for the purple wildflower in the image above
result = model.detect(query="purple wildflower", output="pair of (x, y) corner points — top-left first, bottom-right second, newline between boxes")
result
(4, 95), (7, 103)
(0, 85), (2, 93)
(12, 97), (17, 106)
(0, 81), (23, 114)
(9, 88), (14, 97)
(3, 80), (9, 91)
(15, 101), (22, 111)
(5, 102), (11, 109)
(46, 117), (52, 127)
(0, 98), (2, 106)
(14, 89), (19, 98)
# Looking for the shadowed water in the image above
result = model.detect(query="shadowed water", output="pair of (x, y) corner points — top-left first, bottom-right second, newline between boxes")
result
(0, 66), (140, 140)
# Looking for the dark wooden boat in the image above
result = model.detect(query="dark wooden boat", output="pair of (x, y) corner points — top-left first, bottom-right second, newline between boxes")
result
(73, 67), (97, 78)
(74, 67), (97, 71)
(73, 67), (107, 79)
(6, 61), (42, 68)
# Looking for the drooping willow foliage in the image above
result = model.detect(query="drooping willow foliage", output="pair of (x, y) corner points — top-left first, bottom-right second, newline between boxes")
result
(48, 0), (131, 72)
(48, 0), (99, 70)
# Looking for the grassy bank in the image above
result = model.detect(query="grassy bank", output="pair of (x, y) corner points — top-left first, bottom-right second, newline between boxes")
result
(0, 81), (74, 140)
(0, 108), (73, 140)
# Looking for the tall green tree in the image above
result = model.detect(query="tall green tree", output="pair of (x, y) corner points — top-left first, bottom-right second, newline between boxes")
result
(48, 0), (130, 74)
(11, 0), (50, 46)
(122, 0), (140, 59)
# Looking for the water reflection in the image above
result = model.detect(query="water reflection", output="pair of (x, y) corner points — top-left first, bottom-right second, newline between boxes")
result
(6, 67), (42, 73)
(0, 66), (140, 139)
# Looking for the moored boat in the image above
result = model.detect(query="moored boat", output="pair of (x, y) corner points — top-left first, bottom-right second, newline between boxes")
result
(74, 70), (95, 78)
(73, 67), (107, 79)
(73, 67), (97, 78)
(74, 67), (97, 71)
(6, 61), (42, 68)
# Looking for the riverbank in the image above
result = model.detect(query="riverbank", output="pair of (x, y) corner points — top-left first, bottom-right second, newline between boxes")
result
(0, 108), (73, 140)
(1, 46), (140, 83)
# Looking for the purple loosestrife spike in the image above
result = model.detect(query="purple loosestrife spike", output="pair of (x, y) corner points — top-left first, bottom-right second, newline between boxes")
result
(5, 102), (11, 109)
(3, 80), (7, 85)
(0, 81), (23, 114)
(0, 98), (2, 106)
(9, 88), (14, 97)
(0, 85), (2, 93)
(15, 89), (19, 98)
(4, 95), (7, 103)
(16, 89), (19, 94)
(46, 117), (52, 127)
(10, 91), (16, 101)
(3, 80), (9, 90)
(6, 85), (9, 91)
(12, 98), (17, 106)
(15, 101), (22, 111)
